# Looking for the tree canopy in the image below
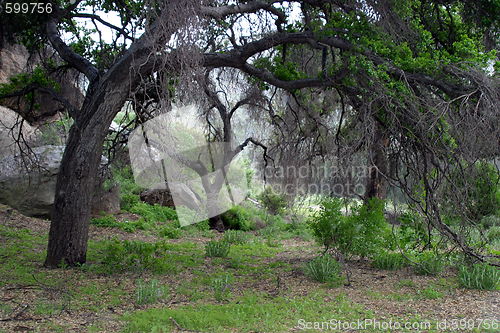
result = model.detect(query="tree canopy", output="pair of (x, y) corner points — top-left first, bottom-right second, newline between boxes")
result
(1, 0), (500, 266)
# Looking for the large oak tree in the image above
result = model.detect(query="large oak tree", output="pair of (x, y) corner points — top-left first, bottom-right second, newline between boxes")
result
(1, 0), (499, 266)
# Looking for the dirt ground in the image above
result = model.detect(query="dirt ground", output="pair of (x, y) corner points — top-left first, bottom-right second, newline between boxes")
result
(0, 205), (499, 332)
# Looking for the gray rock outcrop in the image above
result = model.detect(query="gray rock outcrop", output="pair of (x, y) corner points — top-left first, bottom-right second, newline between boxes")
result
(0, 145), (116, 218)
(0, 43), (85, 123)
(0, 106), (38, 156)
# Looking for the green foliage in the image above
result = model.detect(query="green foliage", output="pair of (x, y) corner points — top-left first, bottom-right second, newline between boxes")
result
(211, 274), (233, 301)
(413, 252), (444, 276)
(307, 197), (388, 257)
(443, 162), (500, 222)
(90, 216), (152, 233)
(158, 225), (184, 239)
(205, 240), (231, 258)
(0, 66), (59, 109)
(482, 215), (500, 229)
(136, 279), (168, 305)
(487, 226), (500, 242)
(122, 291), (370, 333)
(458, 263), (500, 290)
(91, 215), (120, 228)
(372, 251), (406, 271)
(221, 205), (255, 231)
(223, 230), (250, 245)
(129, 202), (177, 223)
(417, 284), (443, 300)
(256, 187), (289, 215)
(114, 166), (143, 211)
(99, 238), (178, 274)
(397, 211), (429, 249)
(193, 219), (210, 232)
(305, 255), (344, 285)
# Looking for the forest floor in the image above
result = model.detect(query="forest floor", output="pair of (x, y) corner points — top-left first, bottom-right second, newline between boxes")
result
(0, 204), (499, 332)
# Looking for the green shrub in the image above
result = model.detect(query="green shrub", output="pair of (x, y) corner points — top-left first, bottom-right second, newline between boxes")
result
(136, 279), (168, 305)
(91, 216), (151, 233)
(91, 215), (120, 228)
(307, 197), (387, 257)
(194, 219), (210, 232)
(372, 251), (406, 270)
(413, 252), (444, 276)
(211, 274), (233, 301)
(487, 226), (500, 242)
(158, 225), (184, 239)
(458, 262), (500, 290)
(223, 230), (250, 244)
(205, 240), (231, 258)
(130, 202), (177, 223)
(443, 162), (500, 221)
(100, 238), (177, 274)
(482, 215), (500, 229)
(220, 205), (255, 231)
(256, 186), (288, 215)
(397, 211), (428, 249)
(305, 255), (344, 284)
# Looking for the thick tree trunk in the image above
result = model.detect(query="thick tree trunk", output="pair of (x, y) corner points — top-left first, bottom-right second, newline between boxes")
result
(365, 123), (389, 203)
(44, 81), (126, 267)
(44, 38), (159, 267)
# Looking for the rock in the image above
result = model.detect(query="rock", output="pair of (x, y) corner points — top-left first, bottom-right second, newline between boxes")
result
(0, 106), (37, 156)
(92, 183), (121, 215)
(140, 188), (175, 208)
(0, 145), (113, 218)
(140, 182), (202, 211)
(0, 43), (85, 123)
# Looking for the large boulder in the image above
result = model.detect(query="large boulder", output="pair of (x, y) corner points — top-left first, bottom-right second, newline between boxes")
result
(0, 106), (38, 156)
(140, 182), (202, 211)
(0, 145), (115, 218)
(0, 43), (85, 123)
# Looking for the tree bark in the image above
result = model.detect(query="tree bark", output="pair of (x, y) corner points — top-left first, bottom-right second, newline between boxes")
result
(44, 36), (160, 267)
(365, 122), (389, 204)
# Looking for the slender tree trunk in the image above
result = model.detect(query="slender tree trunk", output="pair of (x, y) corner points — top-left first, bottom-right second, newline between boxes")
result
(365, 123), (389, 203)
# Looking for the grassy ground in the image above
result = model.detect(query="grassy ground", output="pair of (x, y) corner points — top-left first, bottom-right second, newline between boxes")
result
(0, 204), (499, 332)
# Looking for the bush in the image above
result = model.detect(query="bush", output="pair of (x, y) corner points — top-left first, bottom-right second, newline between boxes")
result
(256, 186), (288, 215)
(305, 255), (344, 284)
(205, 240), (231, 258)
(136, 279), (168, 305)
(397, 211), (428, 249)
(372, 251), (406, 270)
(443, 162), (500, 221)
(130, 202), (177, 223)
(158, 225), (183, 239)
(482, 215), (500, 229)
(100, 239), (177, 274)
(220, 205), (255, 231)
(91, 216), (151, 233)
(307, 197), (387, 257)
(458, 262), (500, 290)
(487, 226), (500, 242)
(413, 252), (444, 276)
(91, 215), (120, 228)
(223, 230), (250, 244)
